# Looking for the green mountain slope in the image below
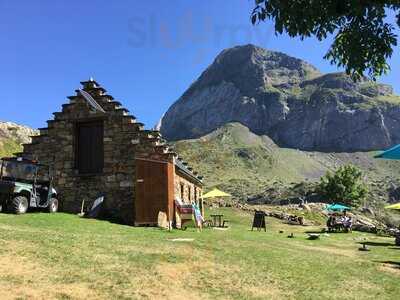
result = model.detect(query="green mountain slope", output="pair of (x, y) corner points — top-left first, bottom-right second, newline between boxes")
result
(173, 122), (400, 201)
(0, 121), (37, 158)
(0, 138), (22, 158)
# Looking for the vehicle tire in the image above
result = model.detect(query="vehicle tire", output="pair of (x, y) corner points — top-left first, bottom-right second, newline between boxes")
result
(11, 196), (29, 214)
(47, 198), (58, 213)
(396, 234), (400, 246)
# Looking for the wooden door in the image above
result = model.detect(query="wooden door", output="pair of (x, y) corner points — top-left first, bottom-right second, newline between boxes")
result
(135, 159), (174, 225)
(75, 121), (104, 174)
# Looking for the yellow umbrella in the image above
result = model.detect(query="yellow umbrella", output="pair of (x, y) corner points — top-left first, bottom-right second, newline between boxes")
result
(202, 188), (231, 199)
(385, 203), (400, 210)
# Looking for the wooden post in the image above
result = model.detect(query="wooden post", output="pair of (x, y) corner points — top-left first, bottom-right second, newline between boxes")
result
(200, 190), (205, 218)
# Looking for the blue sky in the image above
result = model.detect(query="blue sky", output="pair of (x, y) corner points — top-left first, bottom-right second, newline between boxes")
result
(1, 1), (399, 129)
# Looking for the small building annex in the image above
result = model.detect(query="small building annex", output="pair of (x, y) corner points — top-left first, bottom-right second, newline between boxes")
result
(20, 79), (203, 226)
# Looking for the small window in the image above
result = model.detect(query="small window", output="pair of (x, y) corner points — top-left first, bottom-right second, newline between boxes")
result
(180, 183), (184, 200)
(188, 186), (192, 202)
(75, 121), (104, 174)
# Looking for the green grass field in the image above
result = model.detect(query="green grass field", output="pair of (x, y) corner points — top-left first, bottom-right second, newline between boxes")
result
(0, 208), (399, 300)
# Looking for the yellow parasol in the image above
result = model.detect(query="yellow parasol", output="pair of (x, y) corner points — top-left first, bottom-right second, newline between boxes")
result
(385, 203), (400, 210)
(202, 188), (231, 199)
(200, 188), (231, 221)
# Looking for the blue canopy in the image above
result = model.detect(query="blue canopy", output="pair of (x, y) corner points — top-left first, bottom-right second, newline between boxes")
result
(374, 144), (400, 160)
(326, 203), (351, 212)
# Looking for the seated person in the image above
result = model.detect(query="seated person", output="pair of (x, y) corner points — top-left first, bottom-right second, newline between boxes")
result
(327, 216), (334, 230)
(337, 215), (345, 224)
(344, 216), (353, 231)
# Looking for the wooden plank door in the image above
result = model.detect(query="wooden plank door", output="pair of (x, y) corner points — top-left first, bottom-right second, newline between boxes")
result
(75, 121), (104, 174)
(135, 159), (173, 225)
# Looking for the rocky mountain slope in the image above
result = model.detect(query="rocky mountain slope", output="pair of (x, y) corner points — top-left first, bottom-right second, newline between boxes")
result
(173, 122), (400, 203)
(0, 121), (37, 157)
(161, 44), (400, 152)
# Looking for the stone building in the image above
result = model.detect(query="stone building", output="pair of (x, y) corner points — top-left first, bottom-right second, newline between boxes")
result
(20, 79), (203, 225)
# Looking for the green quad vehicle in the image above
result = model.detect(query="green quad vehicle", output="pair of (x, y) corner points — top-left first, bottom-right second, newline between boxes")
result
(0, 157), (58, 214)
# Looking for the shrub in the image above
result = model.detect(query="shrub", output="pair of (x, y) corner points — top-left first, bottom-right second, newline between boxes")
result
(317, 165), (368, 207)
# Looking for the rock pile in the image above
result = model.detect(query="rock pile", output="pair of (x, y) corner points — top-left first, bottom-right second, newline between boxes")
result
(207, 199), (389, 233)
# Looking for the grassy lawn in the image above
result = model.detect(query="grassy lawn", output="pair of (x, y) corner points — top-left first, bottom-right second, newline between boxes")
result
(0, 208), (399, 300)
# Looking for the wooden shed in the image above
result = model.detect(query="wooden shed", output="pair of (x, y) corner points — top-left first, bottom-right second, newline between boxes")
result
(134, 155), (203, 227)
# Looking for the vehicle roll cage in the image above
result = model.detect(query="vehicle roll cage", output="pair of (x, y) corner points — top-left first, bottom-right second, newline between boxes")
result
(1, 157), (47, 167)
(0, 157), (50, 182)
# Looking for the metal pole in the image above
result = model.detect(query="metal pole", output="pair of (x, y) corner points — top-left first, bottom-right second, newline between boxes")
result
(0, 160), (3, 180)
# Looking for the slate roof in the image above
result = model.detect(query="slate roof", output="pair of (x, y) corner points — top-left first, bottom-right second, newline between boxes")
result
(175, 158), (203, 185)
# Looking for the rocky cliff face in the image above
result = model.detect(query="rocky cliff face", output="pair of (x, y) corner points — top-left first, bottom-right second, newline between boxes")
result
(160, 44), (400, 152)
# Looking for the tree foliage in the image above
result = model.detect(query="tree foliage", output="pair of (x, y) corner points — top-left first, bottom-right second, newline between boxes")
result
(251, 1), (400, 80)
(317, 165), (368, 207)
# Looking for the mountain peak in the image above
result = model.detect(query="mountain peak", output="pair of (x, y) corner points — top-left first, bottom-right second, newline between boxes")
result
(183, 44), (321, 98)
(160, 44), (399, 152)
(216, 44), (319, 74)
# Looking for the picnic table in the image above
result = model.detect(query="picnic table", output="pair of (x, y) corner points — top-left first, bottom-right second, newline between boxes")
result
(327, 219), (352, 232)
(210, 214), (224, 227)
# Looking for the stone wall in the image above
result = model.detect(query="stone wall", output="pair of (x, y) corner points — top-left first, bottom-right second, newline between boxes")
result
(173, 169), (203, 228)
(21, 80), (176, 225)
(174, 170), (202, 204)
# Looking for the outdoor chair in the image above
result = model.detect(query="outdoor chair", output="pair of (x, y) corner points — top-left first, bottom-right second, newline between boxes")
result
(286, 215), (304, 226)
(343, 223), (353, 233)
(333, 223), (345, 232)
(203, 220), (213, 228)
(222, 220), (229, 227)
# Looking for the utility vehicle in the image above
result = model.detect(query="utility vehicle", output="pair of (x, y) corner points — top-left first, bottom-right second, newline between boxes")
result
(0, 157), (58, 214)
